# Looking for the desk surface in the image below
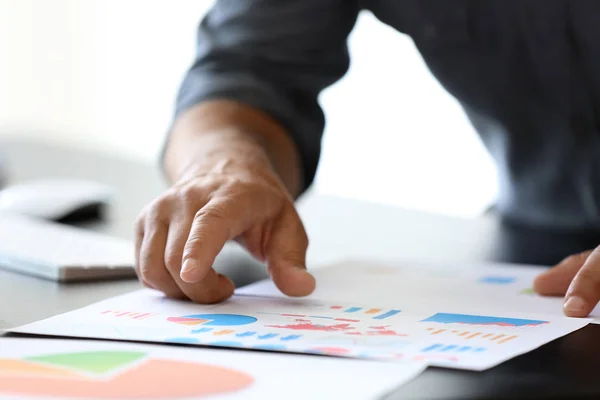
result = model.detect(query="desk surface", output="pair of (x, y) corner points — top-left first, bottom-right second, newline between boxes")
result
(2, 138), (600, 400)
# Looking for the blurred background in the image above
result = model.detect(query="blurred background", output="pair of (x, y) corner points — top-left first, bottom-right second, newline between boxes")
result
(0, 0), (498, 218)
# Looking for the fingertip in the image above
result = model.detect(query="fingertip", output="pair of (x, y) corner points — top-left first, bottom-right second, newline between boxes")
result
(271, 266), (316, 297)
(218, 273), (236, 299)
(197, 274), (235, 304)
(532, 271), (551, 295)
(563, 296), (590, 318)
(532, 264), (578, 297)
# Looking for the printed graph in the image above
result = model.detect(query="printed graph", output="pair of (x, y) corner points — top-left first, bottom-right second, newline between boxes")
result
(0, 350), (252, 398)
(167, 314), (257, 327)
(478, 276), (516, 284)
(421, 344), (486, 353)
(421, 313), (548, 327)
(258, 307), (401, 322)
(100, 310), (157, 320)
(264, 317), (408, 336)
(344, 326), (408, 337)
(257, 312), (360, 323)
(425, 328), (518, 344)
(180, 327), (303, 342)
(329, 306), (401, 320)
(264, 322), (355, 332)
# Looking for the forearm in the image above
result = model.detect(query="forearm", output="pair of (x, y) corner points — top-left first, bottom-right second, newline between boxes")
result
(164, 100), (303, 198)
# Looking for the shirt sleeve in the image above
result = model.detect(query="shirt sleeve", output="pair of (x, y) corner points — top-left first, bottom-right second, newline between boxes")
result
(171, 0), (360, 192)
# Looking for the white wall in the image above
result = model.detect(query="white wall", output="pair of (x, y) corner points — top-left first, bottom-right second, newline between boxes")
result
(0, 0), (497, 217)
(0, 0), (208, 158)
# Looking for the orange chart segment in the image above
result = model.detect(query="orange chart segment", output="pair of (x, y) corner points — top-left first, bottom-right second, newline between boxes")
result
(0, 360), (83, 380)
(0, 352), (254, 399)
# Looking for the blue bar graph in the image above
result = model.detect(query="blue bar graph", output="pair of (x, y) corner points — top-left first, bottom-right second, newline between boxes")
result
(345, 307), (362, 313)
(258, 333), (279, 340)
(373, 310), (401, 320)
(421, 343), (487, 354)
(440, 345), (458, 352)
(280, 335), (302, 341)
(422, 344), (443, 353)
(235, 331), (256, 338)
(191, 327), (212, 334)
(421, 313), (547, 327)
(479, 276), (516, 284)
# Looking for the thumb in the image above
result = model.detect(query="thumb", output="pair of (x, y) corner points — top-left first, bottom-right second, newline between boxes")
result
(563, 247), (600, 317)
(533, 251), (592, 296)
(265, 206), (315, 297)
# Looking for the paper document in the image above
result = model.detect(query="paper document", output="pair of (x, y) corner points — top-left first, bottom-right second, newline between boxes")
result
(0, 338), (425, 400)
(10, 289), (589, 371)
(238, 259), (600, 323)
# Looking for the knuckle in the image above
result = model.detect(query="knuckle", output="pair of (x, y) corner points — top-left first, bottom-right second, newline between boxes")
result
(147, 198), (171, 221)
(164, 251), (183, 272)
(195, 205), (228, 223)
(139, 266), (159, 285)
(177, 183), (202, 205)
(138, 257), (164, 285)
(226, 177), (283, 204)
(230, 179), (255, 194)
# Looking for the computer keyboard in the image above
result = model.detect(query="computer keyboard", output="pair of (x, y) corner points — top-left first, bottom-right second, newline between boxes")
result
(0, 212), (136, 281)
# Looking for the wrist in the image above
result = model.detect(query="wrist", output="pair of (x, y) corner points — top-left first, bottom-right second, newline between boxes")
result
(164, 100), (303, 197)
(168, 129), (275, 183)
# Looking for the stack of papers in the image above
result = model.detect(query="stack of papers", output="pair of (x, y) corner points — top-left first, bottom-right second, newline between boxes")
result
(2, 259), (593, 399)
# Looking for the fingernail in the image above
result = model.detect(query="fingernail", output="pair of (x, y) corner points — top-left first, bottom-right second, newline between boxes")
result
(564, 296), (586, 313)
(181, 259), (197, 275)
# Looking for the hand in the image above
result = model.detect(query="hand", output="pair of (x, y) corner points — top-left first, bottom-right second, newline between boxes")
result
(134, 155), (316, 303)
(533, 249), (598, 317)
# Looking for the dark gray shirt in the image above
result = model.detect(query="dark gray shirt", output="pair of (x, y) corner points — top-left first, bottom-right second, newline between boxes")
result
(174, 0), (600, 231)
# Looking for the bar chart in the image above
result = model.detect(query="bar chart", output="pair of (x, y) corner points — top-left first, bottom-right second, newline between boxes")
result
(425, 328), (518, 344)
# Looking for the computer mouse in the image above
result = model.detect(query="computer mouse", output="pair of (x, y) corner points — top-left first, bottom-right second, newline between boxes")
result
(0, 178), (115, 221)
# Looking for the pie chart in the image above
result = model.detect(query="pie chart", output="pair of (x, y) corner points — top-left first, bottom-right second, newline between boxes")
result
(0, 350), (253, 399)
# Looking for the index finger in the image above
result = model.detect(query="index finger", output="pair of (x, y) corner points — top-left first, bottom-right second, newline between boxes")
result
(164, 213), (234, 303)
(564, 247), (600, 317)
(179, 199), (250, 283)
